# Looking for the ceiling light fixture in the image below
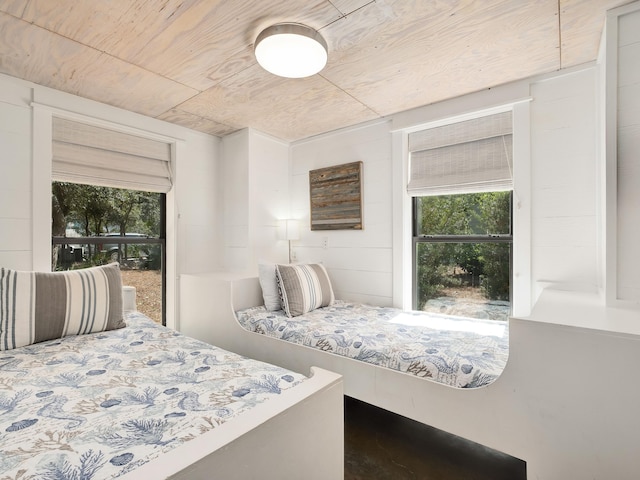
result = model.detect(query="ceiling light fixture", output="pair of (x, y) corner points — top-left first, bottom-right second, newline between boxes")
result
(254, 23), (328, 78)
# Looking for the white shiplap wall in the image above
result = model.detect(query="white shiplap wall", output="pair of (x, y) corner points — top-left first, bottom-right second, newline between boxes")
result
(220, 128), (290, 272)
(221, 129), (250, 271)
(290, 120), (393, 306)
(248, 129), (291, 267)
(617, 7), (640, 302)
(175, 130), (222, 275)
(0, 76), (33, 270)
(530, 68), (600, 298)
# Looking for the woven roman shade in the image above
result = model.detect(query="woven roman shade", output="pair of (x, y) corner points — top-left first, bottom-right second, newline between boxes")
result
(52, 117), (173, 193)
(408, 111), (513, 196)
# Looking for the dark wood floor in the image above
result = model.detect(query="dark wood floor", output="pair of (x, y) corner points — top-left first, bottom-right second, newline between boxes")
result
(344, 396), (526, 480)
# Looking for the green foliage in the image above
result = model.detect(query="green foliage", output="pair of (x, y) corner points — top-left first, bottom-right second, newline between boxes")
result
(52, 182), (162, 270)
(479, 243), (511, 300)
(476, 191), (511, 236)
(53, 182), (161, 237)
(416, 243), (451, 304)
(415, 191), (511, 306)
(417, 194), (474, 235)
(144, 244), (163, 270)
(456, 243), (483, 276)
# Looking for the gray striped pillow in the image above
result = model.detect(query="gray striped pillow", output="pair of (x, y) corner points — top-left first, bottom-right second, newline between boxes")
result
(276, 263), (334, 317)
(0, 263), (125, 351)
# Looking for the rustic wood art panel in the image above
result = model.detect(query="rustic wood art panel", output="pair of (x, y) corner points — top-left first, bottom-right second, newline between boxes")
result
(309, 161), (363, 230)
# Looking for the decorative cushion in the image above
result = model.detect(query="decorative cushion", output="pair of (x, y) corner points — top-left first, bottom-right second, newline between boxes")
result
(0, 262), (125, 351)
(276, 263), (334, 317)
(258, 263), (281, 311)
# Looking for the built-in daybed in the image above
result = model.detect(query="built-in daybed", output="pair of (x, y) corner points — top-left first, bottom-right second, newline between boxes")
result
(0, 264), (343, 480)
(236, 294), (508, 389)
(235, 263), (508, 390)
(180, 262), (510, 390)
(180, 270), (640, 479)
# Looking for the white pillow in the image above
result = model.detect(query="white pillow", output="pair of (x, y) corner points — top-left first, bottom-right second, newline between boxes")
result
(258, 263), (281, 311)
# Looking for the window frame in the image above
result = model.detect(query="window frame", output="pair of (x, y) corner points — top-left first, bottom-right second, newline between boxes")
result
(33, 104), (180, 329)
(52, 192), (167, 325)
(391, 96), (531, 316)
(411, 194), (513, 311)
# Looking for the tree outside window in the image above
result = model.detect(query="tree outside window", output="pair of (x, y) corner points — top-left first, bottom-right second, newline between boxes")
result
(52, 182), (165, 324)
(413, 191), (511, 321)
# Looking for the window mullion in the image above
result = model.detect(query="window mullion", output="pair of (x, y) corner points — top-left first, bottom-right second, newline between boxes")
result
(415, 235), (513, 244)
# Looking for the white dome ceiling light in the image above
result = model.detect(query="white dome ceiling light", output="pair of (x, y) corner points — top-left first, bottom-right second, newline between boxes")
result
(254, 23), (328, 78)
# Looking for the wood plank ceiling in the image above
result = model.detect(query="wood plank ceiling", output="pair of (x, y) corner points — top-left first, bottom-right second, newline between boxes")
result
(0, 0), (631, 141)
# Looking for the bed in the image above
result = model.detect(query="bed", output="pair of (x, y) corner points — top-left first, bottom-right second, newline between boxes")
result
(180, 272), (640, 480)
(179, 265), (509, 393)
(236, 300), (508, 389)
(0, 264), (343, 480)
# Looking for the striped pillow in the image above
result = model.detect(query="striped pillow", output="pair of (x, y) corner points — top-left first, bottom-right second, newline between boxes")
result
(276, 263), (334, 317)
(0, 263), (125, 351)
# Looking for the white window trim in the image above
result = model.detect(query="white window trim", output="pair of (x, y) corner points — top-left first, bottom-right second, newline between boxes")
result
(392, 100), (532, 317)
(32, 103), (180, 329)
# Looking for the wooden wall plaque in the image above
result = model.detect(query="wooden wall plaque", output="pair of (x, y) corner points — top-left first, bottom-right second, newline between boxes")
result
(309, 161), (363, 230)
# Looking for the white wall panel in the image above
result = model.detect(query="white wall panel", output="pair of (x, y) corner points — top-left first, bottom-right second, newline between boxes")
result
(0, 251), (31, 270)
(0, 186), (29, 219)
(531, 130), (595, 187)
(0, 102), (30, 133)
(0, 78), (32, 270)
(616, 8), (640, 302)
(0, 111), (31, 224)
(223, 225), (249, 248)
(290, 121), (393, 303)
(530, 69), (600, 295)
(618, 41), (640, 85)
(179, 225), (219, 274)
(220, 130), (249, 271)
(0, 218), (30, 250)
(533, 217), (597, 247)
(533, 185), (596, 219)
(219, 128), (290, 271)
(323, 247), (392, 273)
(176, 131), (222, 274)
(248, 130), (290, 266)
(533, 246), (600, 291)
(330, 268), (393, 305)
(618, 83), (640, 126)
(0, 75), (31, 107)
(0, 133), (30, 189)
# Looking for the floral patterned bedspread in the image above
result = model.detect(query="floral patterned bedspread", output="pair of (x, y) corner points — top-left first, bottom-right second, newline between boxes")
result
(0, 312), (306, 479)
(236, 301), (508, 389)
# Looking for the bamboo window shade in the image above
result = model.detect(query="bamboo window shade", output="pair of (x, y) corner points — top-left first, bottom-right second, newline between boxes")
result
(52, 117), (173, 193)
(408, 111), (513, 196)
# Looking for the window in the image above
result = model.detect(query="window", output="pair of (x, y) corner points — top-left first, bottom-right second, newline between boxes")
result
(413, 192), (512, 320)
(408, 111), (513, 320)
(52, 183), (166, 324)
(49, 116), (174, 325)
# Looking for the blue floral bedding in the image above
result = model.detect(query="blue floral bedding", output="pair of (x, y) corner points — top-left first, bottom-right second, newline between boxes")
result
(0, 312), (306, 479)
(236, 301), (509, 389)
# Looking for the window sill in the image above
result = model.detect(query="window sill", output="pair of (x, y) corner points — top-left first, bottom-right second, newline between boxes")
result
(516, 288), (640, 338)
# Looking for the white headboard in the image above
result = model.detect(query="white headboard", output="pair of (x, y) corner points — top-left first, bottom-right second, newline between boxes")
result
(229, 276), (264, 311)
